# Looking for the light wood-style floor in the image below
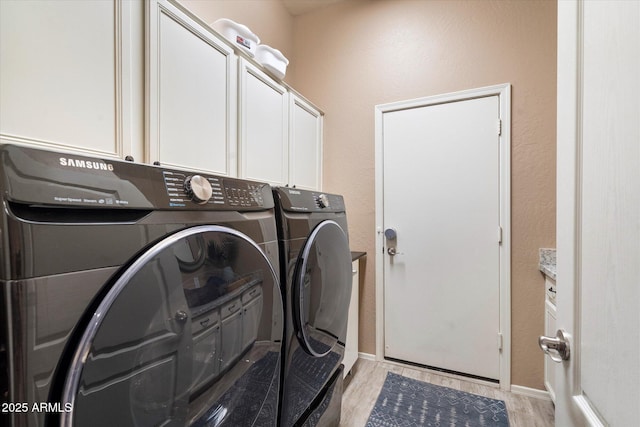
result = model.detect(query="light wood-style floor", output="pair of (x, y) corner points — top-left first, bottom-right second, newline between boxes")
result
(340, 358), (554, 427)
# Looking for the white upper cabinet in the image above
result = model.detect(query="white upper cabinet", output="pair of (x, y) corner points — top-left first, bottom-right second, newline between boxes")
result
(289, 94), (323, 190)
(0, 0), (144, 159)
(0, 0), (322, 185)
(238, 58), (289, 186)
(147, 0), (237, 175)
(238, 59), (323, 189)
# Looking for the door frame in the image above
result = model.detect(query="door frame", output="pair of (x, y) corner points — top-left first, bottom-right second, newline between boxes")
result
(374, 83), (512, 390)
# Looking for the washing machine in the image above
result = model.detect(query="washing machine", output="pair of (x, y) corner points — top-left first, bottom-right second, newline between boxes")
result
(0, 144), (284, 427)
(273, 187), (352, 426)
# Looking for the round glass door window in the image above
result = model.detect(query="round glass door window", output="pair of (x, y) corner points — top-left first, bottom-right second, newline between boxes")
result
(293, 220), (352, 357)
(60, 225), (283, 427)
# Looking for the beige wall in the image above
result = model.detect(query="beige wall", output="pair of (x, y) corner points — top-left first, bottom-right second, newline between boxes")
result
(179, 0), (557, 390)
(290, 0), (557, 390)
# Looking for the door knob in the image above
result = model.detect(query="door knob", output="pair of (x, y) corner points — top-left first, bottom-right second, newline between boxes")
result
(387, 247), (404, 256)
(539, 329), (570, 362)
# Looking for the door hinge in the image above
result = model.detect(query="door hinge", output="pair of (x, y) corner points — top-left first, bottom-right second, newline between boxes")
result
(498, 226), (503, 244)
(497, 119), (502, 136)
(498, 333), (503, 351)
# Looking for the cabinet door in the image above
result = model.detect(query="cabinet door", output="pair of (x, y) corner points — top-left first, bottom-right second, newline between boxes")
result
(344, 260), (359, 378)
(239, 59), (289, 186)
(0, 0), (144, 159)
(544, 285), (557, 402)
(289, 93), (323, 190)
(147, 0), (237, 175)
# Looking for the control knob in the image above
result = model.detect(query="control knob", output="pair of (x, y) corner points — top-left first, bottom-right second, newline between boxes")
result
(317, 194), (330, 208)
(184, 175), (213, 204)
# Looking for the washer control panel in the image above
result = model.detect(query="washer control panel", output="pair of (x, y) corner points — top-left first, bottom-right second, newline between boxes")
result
(0, 144), (273, 211)
(224, 181), (265, 208)
(184, 175), (213, 204)
(162, 171), (266, 209)
(315, 193), (330, 209)
(163, 171), (224, 207)
(275, 187), (345, 213)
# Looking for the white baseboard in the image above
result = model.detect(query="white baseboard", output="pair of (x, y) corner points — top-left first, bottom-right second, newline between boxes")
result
(357, 352), (376, 361)
(511, 385), (552, 401)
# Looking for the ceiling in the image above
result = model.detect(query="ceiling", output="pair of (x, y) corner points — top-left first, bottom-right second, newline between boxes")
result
(281, 0), (346, 16)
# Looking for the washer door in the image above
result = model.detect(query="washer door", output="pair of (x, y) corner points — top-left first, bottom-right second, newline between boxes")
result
(60, 225), (283, 427)
(293, 220), (352, 357)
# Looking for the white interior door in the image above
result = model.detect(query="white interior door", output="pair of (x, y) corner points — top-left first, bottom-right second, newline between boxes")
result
(378, 87), (509, 382)
(553, 1), (639, 425)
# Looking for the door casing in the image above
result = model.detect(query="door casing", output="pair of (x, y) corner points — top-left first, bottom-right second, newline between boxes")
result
(374, 83), (512, 390)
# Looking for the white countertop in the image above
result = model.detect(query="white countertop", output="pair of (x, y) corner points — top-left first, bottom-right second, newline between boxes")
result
(539, 248), (556, 280)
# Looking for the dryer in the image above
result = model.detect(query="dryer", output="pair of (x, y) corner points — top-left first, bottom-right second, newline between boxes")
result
(273, 187), (352, 426)
(0, 144), (284, 427)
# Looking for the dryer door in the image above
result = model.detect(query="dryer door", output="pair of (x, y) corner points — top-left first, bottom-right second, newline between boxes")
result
(293, 220), (352, 357)
(59, 225), (283, 427)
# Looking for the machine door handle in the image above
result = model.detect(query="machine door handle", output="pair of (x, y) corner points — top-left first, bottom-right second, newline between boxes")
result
(539, 329), (571, 362)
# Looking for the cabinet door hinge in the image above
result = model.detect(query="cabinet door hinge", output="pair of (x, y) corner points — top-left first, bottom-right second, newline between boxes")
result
(498, 226), (503, 244)
(497, 119), (502, 136)
(498, 333), (503, 351)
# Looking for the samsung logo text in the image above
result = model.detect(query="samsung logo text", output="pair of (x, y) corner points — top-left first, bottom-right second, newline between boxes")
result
(59, 157), (114, 171)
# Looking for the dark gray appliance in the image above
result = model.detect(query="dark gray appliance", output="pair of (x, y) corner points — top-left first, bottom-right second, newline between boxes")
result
(0, 144), (284, 427)
(273, 187), (352, 427)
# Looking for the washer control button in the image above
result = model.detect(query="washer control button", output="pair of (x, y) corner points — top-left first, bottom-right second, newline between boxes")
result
(184, 175), (213, 204)
(317, 194), (330, 208)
